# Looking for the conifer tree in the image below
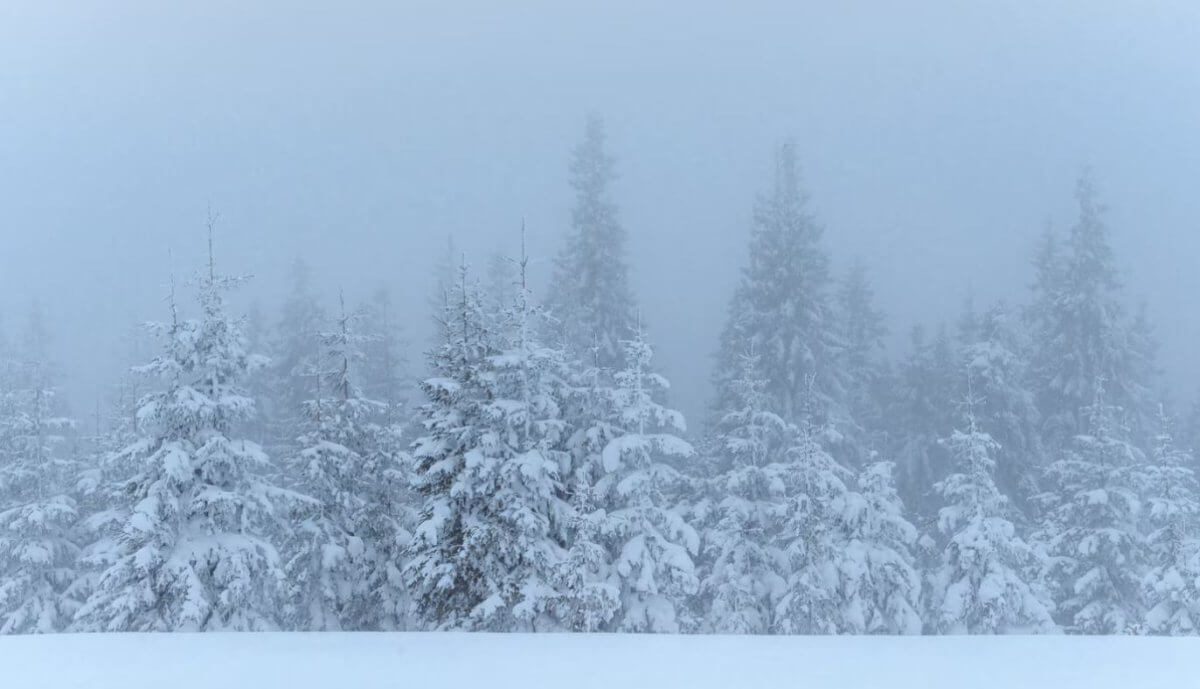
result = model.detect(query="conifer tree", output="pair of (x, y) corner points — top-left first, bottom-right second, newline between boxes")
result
(283, 293), (411, 631)
(558, 324), (698, 632)
(1035, 380), (1148, 633)
(696, 351), (793, 633)
(929, 398), (1055, 634)
(761, 370), (926, 635)
(842, 461), (924, 634)
(771, 416), (895, 633)
(75, 219), (294, 632)
(1028, 172), (1156, 447)
(773, 416), (854, 634)
(702, 351), (923, 635)
(596, 328), (698, 632)
(1140, 406), (1200, 634)
(552, 478), (622, 632)
(0, 318), (78, 633)
(546, 116), (637, 367)
(405, 255), (574, 631)
(713, 142), (845, 442)
(960, 303), (1044, 510)
(554, 363), (623, 632)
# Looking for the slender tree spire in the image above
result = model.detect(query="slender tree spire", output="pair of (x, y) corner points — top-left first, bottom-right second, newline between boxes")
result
(546, 115), (637, 368)
(206, 207), (220, 286)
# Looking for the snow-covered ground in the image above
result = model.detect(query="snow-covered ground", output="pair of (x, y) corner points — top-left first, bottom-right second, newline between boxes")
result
(2, 633), (1195, 688)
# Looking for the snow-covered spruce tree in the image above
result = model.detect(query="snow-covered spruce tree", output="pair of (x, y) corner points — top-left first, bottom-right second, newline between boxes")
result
(772, 413), (855, 634)
(591, 328), (698, 632)
(1028, 172), (1156, 448)
(75, 225), (294, 632)
(700, 349), (922, 635)
(552, 477), (621, 631)
(1034, 381), (1148, 633)
(841, 461), (924, 634)
(405, 258), (574, 631)
(554, 361), (623, 632)
(0, 325), (79, 634)
(771, 393), (924, 636)
(713, 142), (847, 450)
(695, 351), (793, 633)
(928, 399), (1055, 634)
(1139, 406), (1200, 634)
(282, 293), (412, 631)
(546, 115), (637, 368)
(959, 303), (1044, 511)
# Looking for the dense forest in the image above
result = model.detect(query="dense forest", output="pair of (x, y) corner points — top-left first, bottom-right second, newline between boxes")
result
(1, 117), (1197, 635)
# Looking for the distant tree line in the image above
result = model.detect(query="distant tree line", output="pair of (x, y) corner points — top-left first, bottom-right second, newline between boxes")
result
(2, 117), (1198, 635)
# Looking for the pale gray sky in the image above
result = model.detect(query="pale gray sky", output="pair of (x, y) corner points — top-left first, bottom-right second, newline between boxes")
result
(2, 0), (1198, 422)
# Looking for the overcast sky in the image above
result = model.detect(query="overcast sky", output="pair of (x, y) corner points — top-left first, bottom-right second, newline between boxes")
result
(2, 0), (1198, 423)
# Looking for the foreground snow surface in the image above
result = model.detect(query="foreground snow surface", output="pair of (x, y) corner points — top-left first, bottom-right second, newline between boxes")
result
(3, 633), (1197, 688)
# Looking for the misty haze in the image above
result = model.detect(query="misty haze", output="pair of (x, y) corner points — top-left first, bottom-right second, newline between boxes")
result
(2, 1), (1200, 687)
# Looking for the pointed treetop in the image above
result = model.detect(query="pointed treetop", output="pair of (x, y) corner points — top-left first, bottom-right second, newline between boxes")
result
(165, 248), (180, 329)
(956, 370), (986, 436)
(773, 139), (803, 204)
(206, 206), (220, 285)
(1075, 166), (1103, 218)
(570, 114), (616, 194)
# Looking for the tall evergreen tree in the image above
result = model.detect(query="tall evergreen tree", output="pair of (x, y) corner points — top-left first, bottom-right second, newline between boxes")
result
(1028, 172), (1155, 447)
(699, 351), (922, 635)
(593, 329), (698, 632)
(558, 324), (698, 633)
(696, 351), (793, 633)
(553, 361), (623, 632)
(842, 460), (924, 634)
(960, 303), (1044, 510)
(714, 142), (843, 431)
(0, 316), (78, 633)
(75, 221), (294, 632)
(1140, 406), (1200, 634)
(773, 414), (923, 634)
(405, 258), (573, 631)
(282, 294), (411, 631)
(546, 115), (637, 367)
(1035, 381), (1148, 633)
(928, 401), (1055, 634)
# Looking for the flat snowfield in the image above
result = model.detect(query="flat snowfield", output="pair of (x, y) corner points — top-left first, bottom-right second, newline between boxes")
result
(2, 633), (1196, 688)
